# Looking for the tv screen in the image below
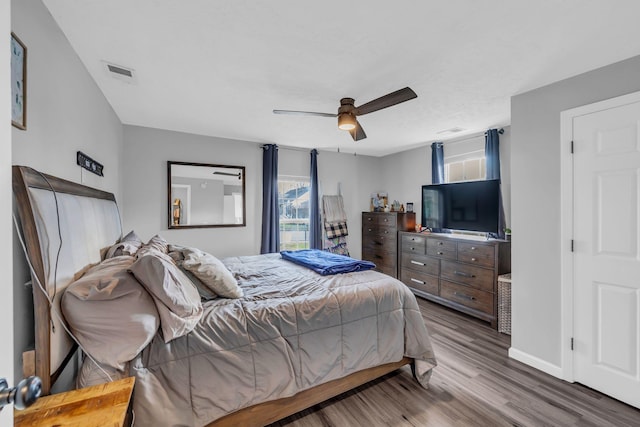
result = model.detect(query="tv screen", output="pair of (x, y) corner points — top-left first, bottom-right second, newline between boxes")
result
(422, 179), (500, 234)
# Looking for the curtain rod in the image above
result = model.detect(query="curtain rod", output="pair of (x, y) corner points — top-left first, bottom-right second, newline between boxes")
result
(439, 127), (505, 146)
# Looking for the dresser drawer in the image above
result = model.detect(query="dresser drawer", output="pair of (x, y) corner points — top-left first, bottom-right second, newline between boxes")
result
(440, 280), (493, 315)
(441, 260), (494, 292)
(401, 234), (426, 254)
(363, 248), (396, 269)
(457, 242), (495, 267)
(377, 213), (396, 227)
(363, 234), (396, 252)
(377, 264), (396, 277)
(362, 213), (377, 225)
(400, 253), (439, 276)
(400, 270), (439, 296)
(362, 224), (397, 239)
(426, 239), (456, 259)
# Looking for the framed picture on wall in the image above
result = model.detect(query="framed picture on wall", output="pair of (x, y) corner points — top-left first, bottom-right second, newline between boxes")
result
(11, 32), (27, 130)
(406, 202), (414, 212)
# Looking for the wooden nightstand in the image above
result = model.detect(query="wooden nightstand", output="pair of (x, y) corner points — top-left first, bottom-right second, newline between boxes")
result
(14, 377), (134, 427)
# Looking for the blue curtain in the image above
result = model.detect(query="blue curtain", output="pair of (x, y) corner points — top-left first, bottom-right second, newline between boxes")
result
(431, 142), (444, 184)
(309, 149), (322, 249)
(485, 129), (506, 238)
(260, 144), (280, 253)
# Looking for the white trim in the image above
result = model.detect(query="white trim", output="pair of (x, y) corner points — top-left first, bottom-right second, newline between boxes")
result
(444, 149), (485, 163)
(559, 90), (640, 383)
(509, 347), (564, 379)
(279, 174), (310, 182)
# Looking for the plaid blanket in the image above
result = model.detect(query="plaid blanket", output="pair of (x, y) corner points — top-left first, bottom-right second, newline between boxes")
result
(324, 221), (348, 238)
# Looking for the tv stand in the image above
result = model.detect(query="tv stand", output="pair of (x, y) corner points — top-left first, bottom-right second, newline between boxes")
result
(398, 231), (511, 328)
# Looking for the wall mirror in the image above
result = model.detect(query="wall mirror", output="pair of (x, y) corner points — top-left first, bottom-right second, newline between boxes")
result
(168, 161), (246, 228)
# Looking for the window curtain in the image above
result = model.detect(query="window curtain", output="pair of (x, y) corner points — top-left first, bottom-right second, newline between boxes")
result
(485, 129), (506, 239)
(309, 149), (322, 249)
(260, 144), (279, 254)
(431, 142), (444, 184)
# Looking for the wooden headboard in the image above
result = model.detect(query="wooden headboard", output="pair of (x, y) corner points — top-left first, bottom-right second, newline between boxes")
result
(12, 166), (122, 394)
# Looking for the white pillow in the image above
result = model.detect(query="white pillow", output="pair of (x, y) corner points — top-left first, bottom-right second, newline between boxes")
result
(182, 251), (243, 299)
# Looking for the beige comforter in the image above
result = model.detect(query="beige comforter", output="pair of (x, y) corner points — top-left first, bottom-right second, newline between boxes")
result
(130, 253), (436, 426)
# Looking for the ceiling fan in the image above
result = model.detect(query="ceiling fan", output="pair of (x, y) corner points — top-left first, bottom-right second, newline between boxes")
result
(273, 87), (417, 141)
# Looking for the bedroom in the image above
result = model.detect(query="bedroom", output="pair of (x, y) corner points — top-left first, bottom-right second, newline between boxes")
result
(2, 0), (640, 426)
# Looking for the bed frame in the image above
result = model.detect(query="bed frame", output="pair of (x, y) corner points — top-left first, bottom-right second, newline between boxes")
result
(12, 165), (413, 425)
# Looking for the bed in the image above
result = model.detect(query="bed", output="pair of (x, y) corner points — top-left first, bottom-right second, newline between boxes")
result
(12, 165), (437, 427)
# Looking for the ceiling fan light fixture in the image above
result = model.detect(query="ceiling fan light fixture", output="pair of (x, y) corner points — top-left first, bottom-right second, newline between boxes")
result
(338, 113), (356, 131)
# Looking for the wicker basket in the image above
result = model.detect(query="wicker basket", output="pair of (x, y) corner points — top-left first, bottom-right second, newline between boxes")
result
(497, 273), (512, 335)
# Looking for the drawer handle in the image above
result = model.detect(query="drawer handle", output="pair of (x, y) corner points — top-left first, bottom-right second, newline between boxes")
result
(454, 292), (476, 301)
(384, 230), (389, 234)
(438, 242), (443, 246)
(368, 228), (373, 232)
(367, 217), (373, 221)
(410, 260), (425, 266)
(410, 278), (425, 285)
(471, 246), (476, 250)
(437, 251), (444, 255)
(454, 271), (476, 278)
(471, 257), (477, 262)
(375, 255), (383, 259)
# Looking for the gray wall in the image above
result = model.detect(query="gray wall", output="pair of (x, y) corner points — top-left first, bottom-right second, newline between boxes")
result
(122, 125), (383, 259)
(11, 0), (124, 388)
(510, 55), (640, 368)
(2, 1), (13, 422)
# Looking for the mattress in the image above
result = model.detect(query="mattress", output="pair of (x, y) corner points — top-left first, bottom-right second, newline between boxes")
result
(130, 253), (437, 426)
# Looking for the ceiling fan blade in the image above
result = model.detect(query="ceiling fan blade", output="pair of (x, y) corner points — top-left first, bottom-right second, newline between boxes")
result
(355, 87), (417, 116)
(349, 120), (367, 141)
(273, 110), (337, 118)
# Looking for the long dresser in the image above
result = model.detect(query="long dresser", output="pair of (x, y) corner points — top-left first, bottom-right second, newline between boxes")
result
(362, 212), (415, 278)
(398, 231), (510, 328)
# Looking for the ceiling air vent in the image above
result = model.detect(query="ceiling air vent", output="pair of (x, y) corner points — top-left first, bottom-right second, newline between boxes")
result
(437, 127), (466, 135)
(102, 61), (137, 84)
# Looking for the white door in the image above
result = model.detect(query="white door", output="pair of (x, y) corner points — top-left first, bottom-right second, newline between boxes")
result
(573, 99), (640, 408)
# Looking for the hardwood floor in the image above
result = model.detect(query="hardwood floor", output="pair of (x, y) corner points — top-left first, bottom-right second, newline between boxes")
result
(270, 298), (640, 427)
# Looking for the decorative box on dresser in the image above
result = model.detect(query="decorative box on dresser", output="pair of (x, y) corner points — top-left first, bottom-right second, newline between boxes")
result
(398, 231), (510, 328)
(362, 212), (416, 278)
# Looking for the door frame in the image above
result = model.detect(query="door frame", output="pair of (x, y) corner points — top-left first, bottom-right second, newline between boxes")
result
(559, 90), (640, 382)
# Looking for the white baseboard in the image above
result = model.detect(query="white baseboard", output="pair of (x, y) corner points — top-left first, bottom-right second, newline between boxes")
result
(508, 347), (564, 379)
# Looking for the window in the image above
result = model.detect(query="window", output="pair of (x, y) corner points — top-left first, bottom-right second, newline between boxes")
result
(278, 176), (310, 251)
(445, 157), (486, 183)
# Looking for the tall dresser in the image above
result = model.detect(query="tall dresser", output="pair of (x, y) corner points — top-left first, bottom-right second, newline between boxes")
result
(398, 231), (510, 328)
(362, 212), (415, 278)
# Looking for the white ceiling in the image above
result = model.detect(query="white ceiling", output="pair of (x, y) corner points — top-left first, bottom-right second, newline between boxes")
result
(43, 0), (640, 156)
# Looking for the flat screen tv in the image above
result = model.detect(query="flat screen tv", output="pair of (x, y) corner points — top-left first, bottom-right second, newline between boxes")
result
(421, 179), (500, 234)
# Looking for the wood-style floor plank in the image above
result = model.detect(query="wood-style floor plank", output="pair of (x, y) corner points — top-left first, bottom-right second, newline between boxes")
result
(269, 298), (640, 427)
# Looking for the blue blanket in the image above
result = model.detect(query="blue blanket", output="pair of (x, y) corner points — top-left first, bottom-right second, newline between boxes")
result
(280, 249), (376, 276)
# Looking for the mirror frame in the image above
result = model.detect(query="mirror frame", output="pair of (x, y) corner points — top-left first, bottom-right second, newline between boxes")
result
(167, 161), (246, 229)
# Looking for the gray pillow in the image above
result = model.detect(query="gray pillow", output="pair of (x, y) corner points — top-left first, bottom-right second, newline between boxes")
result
(129, 252), (203, 342)
(136, 234), (169, 259)
(104, 230), (143, 259)
(61, 256), (159, 370)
